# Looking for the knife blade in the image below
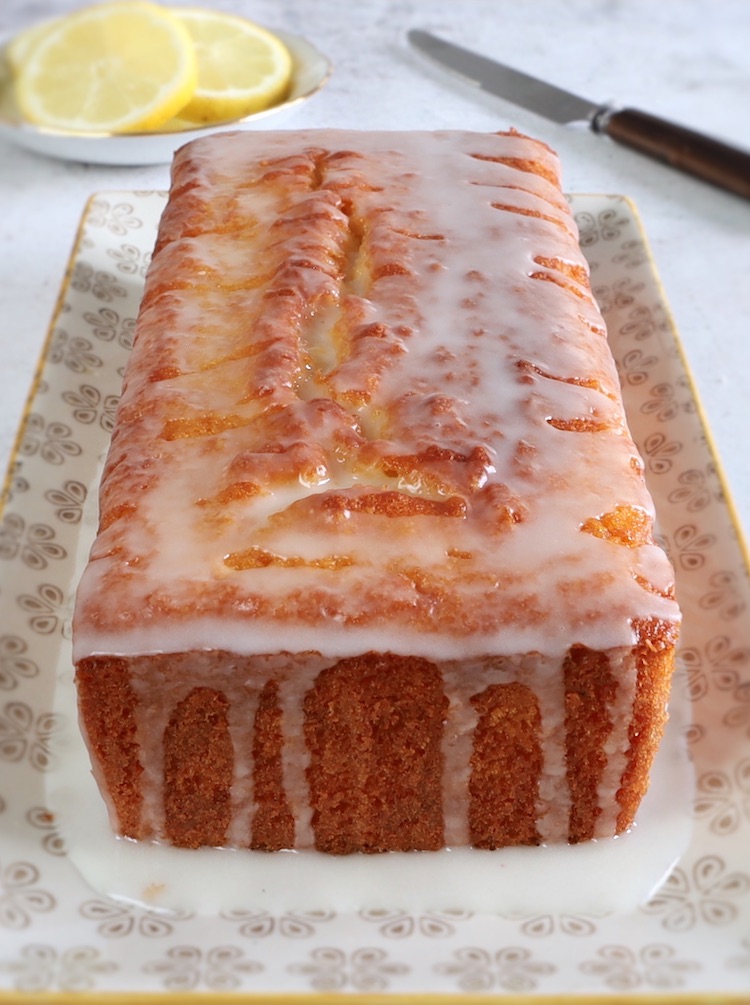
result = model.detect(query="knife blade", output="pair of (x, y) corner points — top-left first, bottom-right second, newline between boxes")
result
(408, 29), (750, 200)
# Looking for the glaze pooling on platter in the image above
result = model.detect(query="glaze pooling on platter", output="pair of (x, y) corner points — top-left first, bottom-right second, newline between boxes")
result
(73, 130), (677, 660)
(72, 131), (680, 854)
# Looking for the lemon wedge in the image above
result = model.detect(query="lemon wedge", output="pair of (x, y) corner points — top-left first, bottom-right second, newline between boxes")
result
(174, 7), (293, 123)
(14, 1), (198, 134)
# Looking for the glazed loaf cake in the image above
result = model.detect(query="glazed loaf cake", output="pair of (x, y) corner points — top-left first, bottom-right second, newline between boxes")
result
(73, 129), (680, 854)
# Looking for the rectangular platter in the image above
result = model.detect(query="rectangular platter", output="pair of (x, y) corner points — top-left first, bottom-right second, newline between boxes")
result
(1, 191), (749, 999)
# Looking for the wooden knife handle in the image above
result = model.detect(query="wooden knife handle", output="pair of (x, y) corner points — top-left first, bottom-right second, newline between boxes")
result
(598, 107), (750, 200)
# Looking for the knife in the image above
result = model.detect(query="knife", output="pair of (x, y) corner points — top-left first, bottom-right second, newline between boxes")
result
(408, 29), (750, 201)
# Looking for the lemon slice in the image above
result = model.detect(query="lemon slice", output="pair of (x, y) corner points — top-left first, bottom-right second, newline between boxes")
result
(14, 1), (198, 134)
(174, 8), (293, 123)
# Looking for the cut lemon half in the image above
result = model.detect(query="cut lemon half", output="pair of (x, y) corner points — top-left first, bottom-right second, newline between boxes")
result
(14, 1), (198, 134)
(175, 8), (293, 123)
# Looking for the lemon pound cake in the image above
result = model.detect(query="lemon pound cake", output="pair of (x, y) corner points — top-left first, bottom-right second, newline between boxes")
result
(73, 129), (681, 854)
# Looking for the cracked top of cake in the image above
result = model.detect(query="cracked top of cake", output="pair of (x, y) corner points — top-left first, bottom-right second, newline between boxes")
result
(72, 129), (680, 661)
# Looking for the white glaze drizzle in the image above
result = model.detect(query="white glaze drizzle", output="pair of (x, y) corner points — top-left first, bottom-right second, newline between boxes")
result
(594, 649), (639, 836)
(91, 646), (633, 847)
(224, 688), (260, 848)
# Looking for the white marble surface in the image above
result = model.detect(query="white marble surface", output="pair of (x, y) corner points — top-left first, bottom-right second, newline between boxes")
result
(1, 0), (749, 541)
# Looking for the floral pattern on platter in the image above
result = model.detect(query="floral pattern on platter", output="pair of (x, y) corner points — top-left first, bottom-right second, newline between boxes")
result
(0, 192), (749, 997)
(434, 946), (557, 993)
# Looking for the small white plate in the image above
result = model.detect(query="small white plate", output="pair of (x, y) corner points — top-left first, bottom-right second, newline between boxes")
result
(0, 28), (331, 166)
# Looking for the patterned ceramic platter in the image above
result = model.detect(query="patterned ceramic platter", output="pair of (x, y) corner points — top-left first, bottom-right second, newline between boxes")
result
(1, 192), (749, 1000)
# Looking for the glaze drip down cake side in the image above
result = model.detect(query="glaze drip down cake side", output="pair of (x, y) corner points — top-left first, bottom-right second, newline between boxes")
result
(72, 129), (681, 854)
